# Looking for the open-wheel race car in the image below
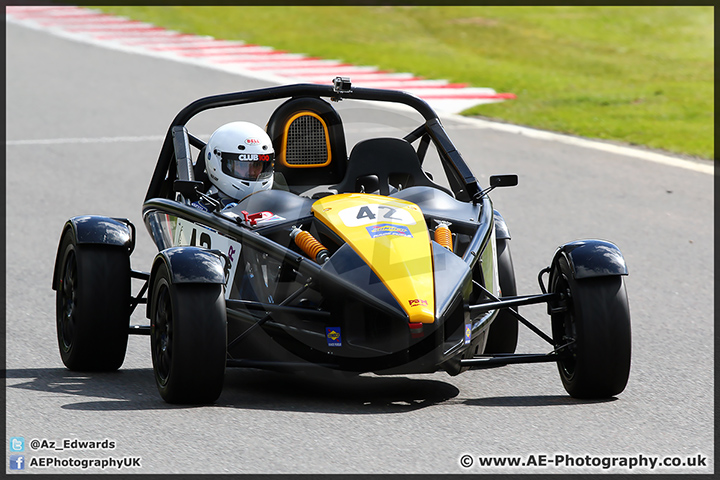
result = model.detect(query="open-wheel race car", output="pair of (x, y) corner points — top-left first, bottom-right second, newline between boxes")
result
(52, 78), (631, 404)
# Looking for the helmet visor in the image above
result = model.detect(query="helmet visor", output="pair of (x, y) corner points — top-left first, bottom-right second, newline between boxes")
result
(219, 151), (274, 181)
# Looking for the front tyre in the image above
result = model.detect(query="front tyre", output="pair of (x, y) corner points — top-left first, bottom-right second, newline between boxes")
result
(55, 228), (130, 371)
(150, 262), (227, 404)
(550, 256), (631, 399)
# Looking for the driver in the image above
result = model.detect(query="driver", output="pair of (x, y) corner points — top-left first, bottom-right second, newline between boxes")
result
(199, 121), (275, 209)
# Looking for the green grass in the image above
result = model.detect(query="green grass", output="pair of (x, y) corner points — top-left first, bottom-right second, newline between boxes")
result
(94, 6), (714, 159)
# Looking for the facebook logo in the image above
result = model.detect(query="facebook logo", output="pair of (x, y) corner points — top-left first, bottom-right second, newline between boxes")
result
(9, 437), (24, 452)
(9, 455), (24, 470)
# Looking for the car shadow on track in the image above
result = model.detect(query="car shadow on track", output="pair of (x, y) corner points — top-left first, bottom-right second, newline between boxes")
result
(464, 395), (617, 407)
(217, 368), (461, 414)
(5, 368), (163, 411)
(5, 367), (462, 414)
(7, 368), (611, 412)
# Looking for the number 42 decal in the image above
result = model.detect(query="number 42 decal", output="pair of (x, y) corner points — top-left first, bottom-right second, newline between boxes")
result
(356, 205), (402, 221)
(338, 204), (416, 227)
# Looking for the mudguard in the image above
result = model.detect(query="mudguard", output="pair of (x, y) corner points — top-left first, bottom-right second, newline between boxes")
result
(150, 247), (227, 286)
(64, 215), (134, 249)
(494, 210), (511, 240)
(52, 216), (134, 290)
(551, 239), (628, 280)
(147, 247), (227, 319)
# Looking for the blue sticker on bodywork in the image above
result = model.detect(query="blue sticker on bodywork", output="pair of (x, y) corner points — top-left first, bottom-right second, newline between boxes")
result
(326, 327), (342, 347)
(366, 224), (413, 238)
(191, 201), (209, 212)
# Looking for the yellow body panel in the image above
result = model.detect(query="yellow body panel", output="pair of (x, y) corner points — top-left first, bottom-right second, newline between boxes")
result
(312, 193), (435, 323)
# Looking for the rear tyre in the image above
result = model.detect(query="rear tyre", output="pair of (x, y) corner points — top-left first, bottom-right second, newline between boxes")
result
(550, 256), (631, 398)
(55, 228), (130, 371)
(150, 262), (227, 404)
(483, 239), (519, 353)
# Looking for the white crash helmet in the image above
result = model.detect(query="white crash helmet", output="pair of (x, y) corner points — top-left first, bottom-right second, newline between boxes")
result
(205, 121), (275, 200)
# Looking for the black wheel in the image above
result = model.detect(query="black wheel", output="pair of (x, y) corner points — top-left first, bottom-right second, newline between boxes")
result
(550, 256), (631, 399)
(150, 261), (227, 404)
(483, 238), (519, 354)
(55, 228), (130, 371)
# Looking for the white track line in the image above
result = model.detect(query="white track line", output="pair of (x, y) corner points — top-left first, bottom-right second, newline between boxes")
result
(6, 135), (167, 146)
(6, 5), (712, 174)
(445, 116), (713, 174)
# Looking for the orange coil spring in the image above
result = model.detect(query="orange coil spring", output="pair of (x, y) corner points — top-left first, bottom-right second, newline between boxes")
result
(294, 230), (328, 261)
(434, 224), (453, 252)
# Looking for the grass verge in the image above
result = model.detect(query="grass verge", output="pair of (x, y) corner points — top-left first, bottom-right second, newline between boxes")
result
(94, 6), (714, 160)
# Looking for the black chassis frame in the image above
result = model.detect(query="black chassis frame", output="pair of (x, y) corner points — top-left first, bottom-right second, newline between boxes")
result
(73, 81), (627, 376)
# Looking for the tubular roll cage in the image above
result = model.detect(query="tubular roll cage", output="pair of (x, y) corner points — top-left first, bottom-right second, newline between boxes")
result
(145, 83), (482, 203)
(128, 81), (569, 370)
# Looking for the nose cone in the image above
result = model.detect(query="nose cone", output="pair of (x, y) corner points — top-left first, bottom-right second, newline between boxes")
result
(313, 194), (435, 323)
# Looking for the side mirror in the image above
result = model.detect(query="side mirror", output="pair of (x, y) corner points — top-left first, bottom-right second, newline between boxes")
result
(489, 174), (518, 188)
(475, 174), (519, 202)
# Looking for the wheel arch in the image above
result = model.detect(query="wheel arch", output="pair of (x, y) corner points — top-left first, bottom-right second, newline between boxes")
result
(550, 239), (628, 281)
(493, 210), (511, 240)
(52, 216), (134, 291)
(147, 247), (227, 319)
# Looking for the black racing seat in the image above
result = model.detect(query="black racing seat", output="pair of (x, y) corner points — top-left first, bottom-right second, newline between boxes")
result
(332, 137), (452, 196)
(266, 97), (348, 192)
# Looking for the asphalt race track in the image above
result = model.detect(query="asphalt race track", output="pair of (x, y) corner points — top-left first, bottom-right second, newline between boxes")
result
(5, 21), (714, 475)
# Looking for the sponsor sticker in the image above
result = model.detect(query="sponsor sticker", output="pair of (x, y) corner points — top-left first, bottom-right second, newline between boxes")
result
(222, 152), (273, 162)
(409, 299), (428, 308)
(366, 224), (413, 238)
(255, 213), (284, 223)
(464, 323), (472, 345)
(191, 201), (209, 212)
(325, 327), (342, 347)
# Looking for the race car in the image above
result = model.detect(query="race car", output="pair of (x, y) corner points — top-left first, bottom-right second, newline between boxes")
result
(52, 78), (631, 404)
